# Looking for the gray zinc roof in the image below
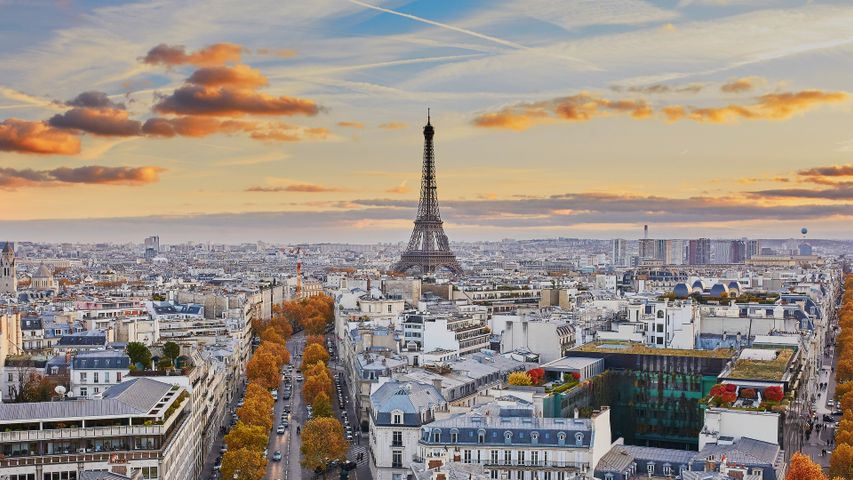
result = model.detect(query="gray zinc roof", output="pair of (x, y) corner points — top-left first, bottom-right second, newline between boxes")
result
(372, 381), (444, 426)
(0, 378), (174, 424)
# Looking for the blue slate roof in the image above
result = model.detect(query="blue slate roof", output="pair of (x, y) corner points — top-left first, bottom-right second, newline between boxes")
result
(72, 350), (130, 369)
(421, 405), (593, 448)
(57, 331), (107, 347)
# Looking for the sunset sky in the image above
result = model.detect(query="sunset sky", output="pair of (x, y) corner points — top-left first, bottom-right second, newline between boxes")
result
(1, 0), (852, 243)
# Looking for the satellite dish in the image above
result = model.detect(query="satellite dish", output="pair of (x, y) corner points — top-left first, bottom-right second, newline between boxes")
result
(54, 385), (66, 396)
(67, 391), (75, 398)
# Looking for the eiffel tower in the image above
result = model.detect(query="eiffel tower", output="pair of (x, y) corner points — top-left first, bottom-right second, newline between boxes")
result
(392, 112), (462, 275)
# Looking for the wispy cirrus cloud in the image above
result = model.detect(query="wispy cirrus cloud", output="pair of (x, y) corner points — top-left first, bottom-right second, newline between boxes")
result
(337, 121), (364, 129)
(0, 165), (163, 189)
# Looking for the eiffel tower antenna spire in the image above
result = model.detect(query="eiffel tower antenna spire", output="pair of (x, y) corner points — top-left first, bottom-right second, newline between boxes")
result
(391, 112), (462, 275)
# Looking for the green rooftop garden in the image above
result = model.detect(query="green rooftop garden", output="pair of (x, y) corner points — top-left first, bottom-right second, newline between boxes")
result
(574, 341), (734, 359)
(725, 348), (795, 381)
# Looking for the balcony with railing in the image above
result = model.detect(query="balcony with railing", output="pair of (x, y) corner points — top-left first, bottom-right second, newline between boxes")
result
(0, 449), (160, 468)
(0, 425), (164, 443)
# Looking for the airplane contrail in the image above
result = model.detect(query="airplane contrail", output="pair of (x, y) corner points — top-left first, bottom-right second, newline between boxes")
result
(347, 0), (594, 68)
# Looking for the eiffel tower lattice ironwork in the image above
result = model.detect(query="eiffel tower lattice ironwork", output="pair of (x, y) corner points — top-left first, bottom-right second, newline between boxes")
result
(392, 112), (462, 275)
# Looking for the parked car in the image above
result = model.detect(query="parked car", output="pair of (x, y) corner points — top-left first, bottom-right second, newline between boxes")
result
(277, 426), (285, 435)
(272, 451), (282, 461)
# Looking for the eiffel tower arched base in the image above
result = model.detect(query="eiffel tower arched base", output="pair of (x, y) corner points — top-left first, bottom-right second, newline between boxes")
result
(392, 253), (463, 275)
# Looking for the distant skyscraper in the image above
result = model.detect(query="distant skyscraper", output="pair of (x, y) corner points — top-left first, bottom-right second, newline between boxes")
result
(746, 239), (760, 260)
(0, 242), (16, 294)
(688, 238), (711, 265)
(638, 238), (656, 260)
(611, 239), (628, 267)
(392, 113), (462, 275)
(144, 235), (160, 260)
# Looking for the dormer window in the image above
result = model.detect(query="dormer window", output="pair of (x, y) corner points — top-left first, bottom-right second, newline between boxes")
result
(575, 432), (584, 446)
(531, 431), (539, 443)
(392, 410), (403, 424)
(504, 431), (513, 444)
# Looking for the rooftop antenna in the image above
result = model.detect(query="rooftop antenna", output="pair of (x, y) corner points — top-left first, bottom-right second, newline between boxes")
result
(427, 107), (431, 125)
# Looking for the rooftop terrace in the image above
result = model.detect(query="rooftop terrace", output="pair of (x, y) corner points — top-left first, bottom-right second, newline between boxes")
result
(574, 341), (734, 359)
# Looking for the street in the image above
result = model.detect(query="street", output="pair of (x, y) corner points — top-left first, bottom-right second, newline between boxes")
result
(196, 329), (367, 480)
(803, 326), (840, 469)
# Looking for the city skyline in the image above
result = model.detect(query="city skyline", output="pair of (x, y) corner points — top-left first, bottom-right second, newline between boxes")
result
(1, 0), (853, 242)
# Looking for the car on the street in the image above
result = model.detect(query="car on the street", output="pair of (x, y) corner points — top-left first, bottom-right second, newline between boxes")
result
(297, 374), (303, 382)
(346, 433), (353, 441)
(277, 426), (285, 435)
(828, 400), (836, 408)
(272, 451), (282, 461)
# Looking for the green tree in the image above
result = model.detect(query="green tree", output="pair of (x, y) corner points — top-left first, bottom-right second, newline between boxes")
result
(127, 342), (152, 369)
(163, 341), (180, 363)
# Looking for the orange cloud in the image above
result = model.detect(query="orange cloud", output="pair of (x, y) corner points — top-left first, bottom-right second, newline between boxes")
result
(378, 122), (408, 130)
(386, 181), (410, 194)
(142, 116), (257, 137)
(337, 121), (365, 129)
(49, 107), (141, 136)
(141, 43), (242, 66)
(799, 164), (853, 177)
(674, 90), (848, 123)
(153, 84), (319, 117)
(0, 165), (162, 189)
(473, 93), (651, 131)
(246, 183), (342, 193)
(0, 119), (81, 155)
(721, 77), (762, 93)
(472, 110), (543, 131)
(756, 90), (848, 119)
(187, 64), (268, 88)
(249, 125), (329, 142)
(475, 88), (848, 130)
(255, 48), (297, 58)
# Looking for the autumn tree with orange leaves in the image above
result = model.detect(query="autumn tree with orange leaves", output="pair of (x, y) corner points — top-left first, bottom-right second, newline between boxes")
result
(301, 417), (348, 474)
(786, 452), (826, 480)
(258, 341), (290, 368)
(303, 343), (330, 367)
(246, 350), (280, 390)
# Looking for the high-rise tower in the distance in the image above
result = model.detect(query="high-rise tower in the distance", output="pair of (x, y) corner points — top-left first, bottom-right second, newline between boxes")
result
(392, 112), (462, 275)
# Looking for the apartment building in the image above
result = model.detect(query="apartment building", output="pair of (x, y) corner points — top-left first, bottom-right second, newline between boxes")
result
(0, 378), (196, 480)
(418, 403), (612, 480)
(70, 350), (130, 399)
(369, 381), (447, 480)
